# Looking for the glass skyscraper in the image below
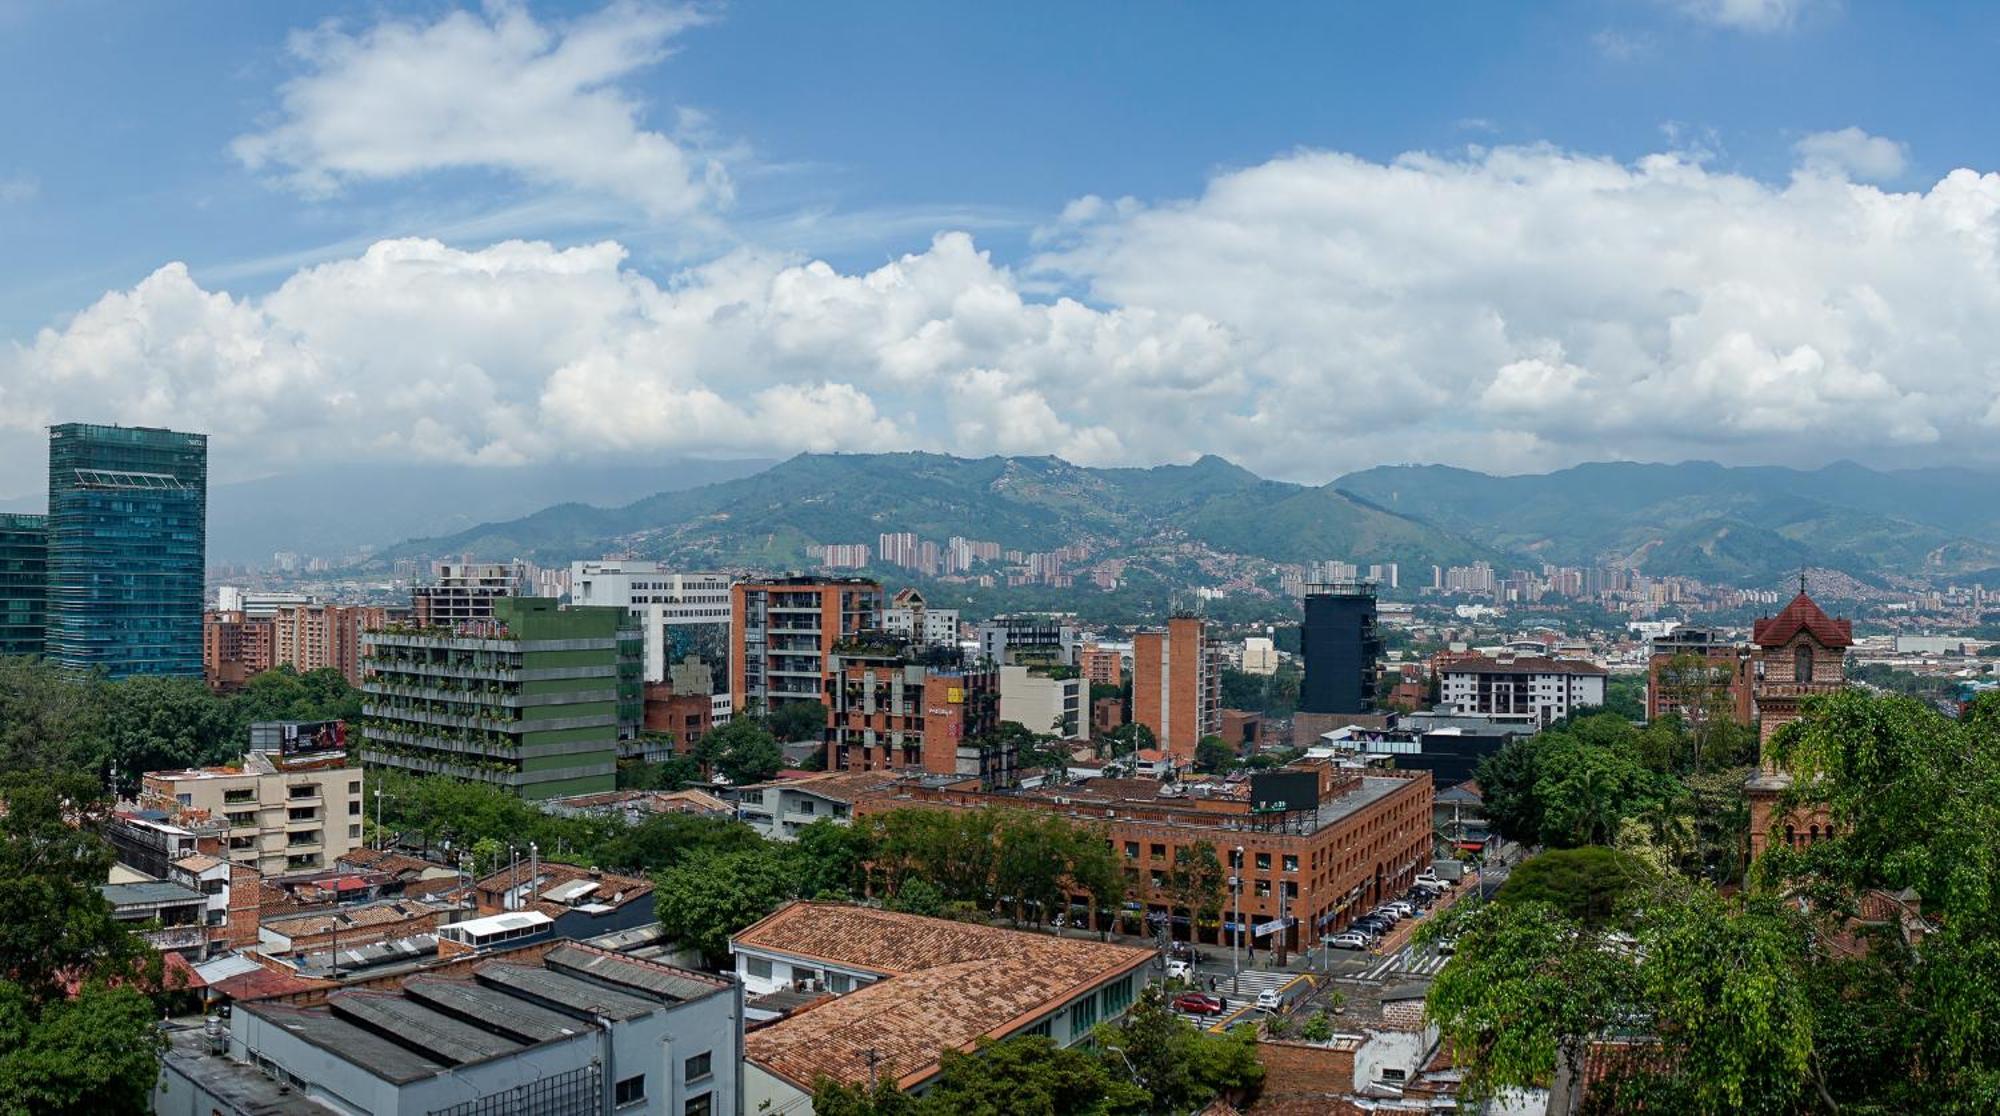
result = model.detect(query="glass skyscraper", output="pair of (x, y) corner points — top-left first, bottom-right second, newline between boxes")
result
(46, 423), (207, 678)
(0, 513), (47, 656)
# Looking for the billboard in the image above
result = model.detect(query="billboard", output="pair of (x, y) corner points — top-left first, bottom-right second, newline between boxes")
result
(275, 719), (347, 756)
(1250, 771), (1320, 814)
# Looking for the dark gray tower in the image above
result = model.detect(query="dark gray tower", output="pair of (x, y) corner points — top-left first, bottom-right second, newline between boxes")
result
(1299, 582), (1380, 715)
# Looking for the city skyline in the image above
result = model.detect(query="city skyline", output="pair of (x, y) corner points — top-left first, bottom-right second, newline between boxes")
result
(10, 3), (2000, 490)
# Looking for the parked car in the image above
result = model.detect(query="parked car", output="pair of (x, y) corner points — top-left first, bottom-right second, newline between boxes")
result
(1166, 959), (1193, 980)
(1354, 917), (1392, 934)
(1173, 992), (1227, 1015)
(1255, 988), (1285, 1012)
(1385, 901), (1416, 917)
(1436, 936), (1458, 956)
(1324, 932), (1371, 950)
(1414, 872), (1446, 889)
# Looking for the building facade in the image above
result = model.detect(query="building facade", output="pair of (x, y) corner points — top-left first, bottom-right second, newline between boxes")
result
(274, 603), (390, 686)
(569, 562), (732, 692)
(1438, 654), (1608, 727)
(1645, 626), (1754, 726)
(0, 512), (46, 656)
(999, 663), (1087, 740)
(975, 613), (1083, 667)
(203, 609), (275, 691)
(360, 597), (641, 799)
(1079, 642), (1125, 687)
(46, 422), (207, 678)
(826, 638), (1003, 780)
(729, 576), (883, 716)
(853, 760), (1435, 956)
(881, 587), (960, 646)
(410, 561), (522, 628)
(1746, 589), (1851, 860)
(1132, 616), (1223, 762)
(1300, 584), (1382, 716)
(142, 743), (364, 875)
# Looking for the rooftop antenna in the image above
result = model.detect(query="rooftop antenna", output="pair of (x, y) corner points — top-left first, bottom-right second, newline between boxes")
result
(1799, 565), (1809, 596)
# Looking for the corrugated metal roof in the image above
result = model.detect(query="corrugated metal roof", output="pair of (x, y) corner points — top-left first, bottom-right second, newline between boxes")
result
(329, 992), (524, 1065)
(473, 963), (659, 1021)
(545, 942), (722, 1003)
(401, 978), (591, 1044)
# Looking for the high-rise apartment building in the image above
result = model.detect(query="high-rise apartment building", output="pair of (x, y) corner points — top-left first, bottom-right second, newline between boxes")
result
(1132, 616), (1222, 762)
(1645, 626), (1754, 726)
(1079, 642), (1125, 687)
(1300, 583), (1382, 716)
(975, 614), (1082, 667)
(203, 610), (274, 691)
(411, 561), (521, 627)
(0, 513), (47, 656)
(360, 597), (641, 798)
(46, 423), (207, 678)
(272, 603), (389, 686)
(569, 562), (731, 696)
(730, 576), (883, 716)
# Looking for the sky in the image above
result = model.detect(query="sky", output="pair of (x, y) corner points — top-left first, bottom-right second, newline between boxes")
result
(7, 0), (2000, 492)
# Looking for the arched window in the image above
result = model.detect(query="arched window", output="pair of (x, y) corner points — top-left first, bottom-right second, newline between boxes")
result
(1809, 825), (1820, 844)
(1795, 643), (1814, 682)
(1785, 825), (1796, 847)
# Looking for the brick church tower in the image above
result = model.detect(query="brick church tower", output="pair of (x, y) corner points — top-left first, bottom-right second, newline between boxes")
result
(1745, 582), (1851, 860)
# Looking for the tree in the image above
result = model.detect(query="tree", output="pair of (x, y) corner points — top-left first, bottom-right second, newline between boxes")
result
(791, 818), (875, 899)
(0, 773), (170, 1113)
(921, 1036), (1143, 1116)
(1494, 846), (1650, 928)
(1094, 985), (1264, 1115)
(1163, 842), (1226, 944)
(1098, 722), (1154, 761)
(703, 718), (785, 785)
(766, 699), (830, 743)
(96, 675), (238, 793)
(652, 844), (801, 963)
(1194, 735), (1234, 774)
(0, 658), (105, 777)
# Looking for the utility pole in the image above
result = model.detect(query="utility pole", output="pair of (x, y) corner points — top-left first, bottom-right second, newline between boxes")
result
(1275, 886), (1292, 968)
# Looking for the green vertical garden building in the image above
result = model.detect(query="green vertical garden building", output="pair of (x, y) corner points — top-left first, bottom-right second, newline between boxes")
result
(358, 597), (642, 798)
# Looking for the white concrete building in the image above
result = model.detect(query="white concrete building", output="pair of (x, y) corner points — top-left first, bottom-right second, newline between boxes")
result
(570, 562), (732, 692)
(1242, 636), (1279, 675)
(1438, 654), (1608, 727)
(998, 664), (1087, 739)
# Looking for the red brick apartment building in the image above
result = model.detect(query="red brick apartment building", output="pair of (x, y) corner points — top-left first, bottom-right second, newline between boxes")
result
(854, 759), (1433, 955)
(827, 639), (1002, 778)
(1133, 616), (1222, 763)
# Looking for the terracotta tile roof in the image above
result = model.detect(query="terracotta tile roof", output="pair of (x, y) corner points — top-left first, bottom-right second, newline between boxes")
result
(211, 965), (338, 1002)
(744, 769), (902, 804)
(336, 848), (442, 877)
(737, 902), (1153, 1091)
(262, 899), (441, 939)
(471, 860), (652, 919)
(1439, 654), (1607, 677)
(1753, 592), (1854, 649)
(171, 853), (225, 873)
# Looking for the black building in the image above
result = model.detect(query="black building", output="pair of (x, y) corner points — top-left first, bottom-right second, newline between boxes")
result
(1299, 584), (1382, 715)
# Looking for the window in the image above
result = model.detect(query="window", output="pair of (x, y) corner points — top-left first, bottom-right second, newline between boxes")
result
(349, 825), (362, 839)
(614, 1074), (646, 1107)
(684, 1051), (712, 1083)
(685, 1095), (713, 1116)
(289, 785), (318, 800)
(797, 799), (816, 815)
(176, 793), (192, 807)
(348, 780), (361, 796)
(1124, 842), (1139, 860)
(288, 807), (317, 821)
(1282, 854), (1298, 873)
(348, 801), (362, 816)
(1795, 644), (1813, 682)
(746, 957), (773, 981)
(1150, 843), (1166, 860)
(1255, 852), (1272, 871)
(1255, 879), (1271, 897)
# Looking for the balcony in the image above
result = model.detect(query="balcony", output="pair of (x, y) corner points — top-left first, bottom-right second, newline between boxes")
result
(139, 925), (208, 952)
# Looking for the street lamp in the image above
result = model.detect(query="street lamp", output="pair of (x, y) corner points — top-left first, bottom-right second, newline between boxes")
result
(1231, 845), (1244, 994)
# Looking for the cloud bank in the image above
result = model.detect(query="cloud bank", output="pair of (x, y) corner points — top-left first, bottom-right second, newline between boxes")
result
(11, 141), (2000, 482)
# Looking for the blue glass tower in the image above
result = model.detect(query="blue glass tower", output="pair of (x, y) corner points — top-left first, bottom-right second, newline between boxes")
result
(46, 423), (207, 678)
(0, 513), (47, 656)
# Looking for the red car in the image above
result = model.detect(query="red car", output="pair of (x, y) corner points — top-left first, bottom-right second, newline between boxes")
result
(1173, 992), (1227, 1015)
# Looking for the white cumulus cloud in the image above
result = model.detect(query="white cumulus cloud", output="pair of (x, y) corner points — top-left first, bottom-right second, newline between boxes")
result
(1673, 0), (1819, 33)
(13, 144), (2000, 483)
(232, 2), (727, 219)
(1795, 127), (1908, 182)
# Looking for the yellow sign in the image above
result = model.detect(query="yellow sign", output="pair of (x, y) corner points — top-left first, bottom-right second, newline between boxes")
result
(946, 687), (964, 703)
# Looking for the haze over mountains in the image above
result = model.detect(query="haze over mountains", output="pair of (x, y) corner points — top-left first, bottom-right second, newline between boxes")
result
(366, 453), (2000, 590)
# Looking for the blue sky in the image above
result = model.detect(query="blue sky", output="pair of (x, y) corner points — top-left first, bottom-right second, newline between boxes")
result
(6, 0), (2000, 487)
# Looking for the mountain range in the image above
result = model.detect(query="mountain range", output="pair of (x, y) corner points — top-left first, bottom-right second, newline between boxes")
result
(371, 453), (2000, 589)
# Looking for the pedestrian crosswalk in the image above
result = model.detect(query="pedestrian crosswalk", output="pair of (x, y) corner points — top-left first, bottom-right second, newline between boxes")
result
(1199, 969), (1294, 1001)
(1352, 947), (1453, 982)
